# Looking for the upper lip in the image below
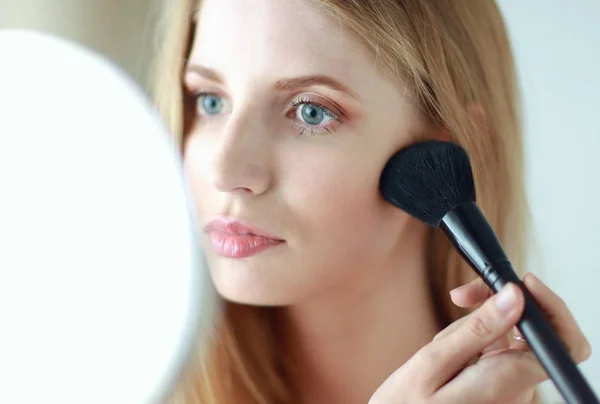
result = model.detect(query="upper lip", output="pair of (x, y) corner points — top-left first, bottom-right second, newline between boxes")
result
(204, 217), (283, 240)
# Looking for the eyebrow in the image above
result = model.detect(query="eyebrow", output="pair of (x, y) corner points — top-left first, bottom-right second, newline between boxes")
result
(185, 64), (363, 103)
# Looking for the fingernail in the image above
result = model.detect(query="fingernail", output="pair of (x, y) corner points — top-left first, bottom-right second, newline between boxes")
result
(450, 284), (468, 295)
(524, 272), (545, 289)
(496, 284), (517, 313)
(522, 272), (531, 281)
(529, 273), (541, 283)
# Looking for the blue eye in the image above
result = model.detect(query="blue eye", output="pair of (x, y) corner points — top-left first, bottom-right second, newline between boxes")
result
(288, 97), (342, 136)
(295, 103), (335, 127)
(300, 104), (325, 125)
(197, 93), (223, 115)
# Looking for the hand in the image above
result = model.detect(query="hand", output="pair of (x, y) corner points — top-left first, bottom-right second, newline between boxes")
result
(369, 273), (592, 404)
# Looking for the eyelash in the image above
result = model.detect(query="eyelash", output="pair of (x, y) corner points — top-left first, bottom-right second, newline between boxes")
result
(287, 96), (342, 136)
(190, 92), (343, 136)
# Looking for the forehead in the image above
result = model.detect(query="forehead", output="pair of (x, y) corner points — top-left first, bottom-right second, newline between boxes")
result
(190, 0), (376, 83)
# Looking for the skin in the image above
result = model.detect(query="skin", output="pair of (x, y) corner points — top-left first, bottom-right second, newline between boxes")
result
(182, 1), (592, 403)
(372, 275), (592, 404)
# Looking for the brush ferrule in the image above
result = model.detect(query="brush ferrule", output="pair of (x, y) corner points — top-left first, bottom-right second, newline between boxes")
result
(440, 201), (510, 290)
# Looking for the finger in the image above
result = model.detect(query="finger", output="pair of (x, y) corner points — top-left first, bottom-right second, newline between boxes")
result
(432, 314), (468, 342)
(437, 278), (506, 342)
(436, 350), (547, 403)
(481, 333), (511, 356)
(522, 273), (592, 363)
(450, 277), (493, 308)
(435, 315), (511, 356)
(420, 283), (525, 392)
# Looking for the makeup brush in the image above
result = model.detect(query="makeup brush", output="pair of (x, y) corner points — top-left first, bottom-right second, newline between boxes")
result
(379, 140), (599, 404)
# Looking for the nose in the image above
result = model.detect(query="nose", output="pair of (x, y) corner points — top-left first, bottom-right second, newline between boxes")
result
(210, 110), (273, 195)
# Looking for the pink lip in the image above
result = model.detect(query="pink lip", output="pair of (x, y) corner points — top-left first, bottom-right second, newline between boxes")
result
(204, 218), (284, 258)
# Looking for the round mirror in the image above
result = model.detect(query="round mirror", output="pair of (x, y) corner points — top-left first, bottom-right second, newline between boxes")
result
(0, 30), (207, 404)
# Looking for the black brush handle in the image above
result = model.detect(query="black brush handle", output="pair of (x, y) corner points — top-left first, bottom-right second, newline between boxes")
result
(441, 202), (599, 404)
(493, 268), (597, 404)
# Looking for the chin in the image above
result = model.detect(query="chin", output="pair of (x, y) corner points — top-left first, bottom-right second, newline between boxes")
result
(217, 289), (293, 307)
(208, 259), (303, 307)
(214, 282), (299, 307)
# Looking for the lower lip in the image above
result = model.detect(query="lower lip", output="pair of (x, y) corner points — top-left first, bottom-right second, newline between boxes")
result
(208, 231), (284, 258)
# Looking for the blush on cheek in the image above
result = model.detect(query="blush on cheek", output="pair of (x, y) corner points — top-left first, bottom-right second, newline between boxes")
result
(299, 175), (395, 261)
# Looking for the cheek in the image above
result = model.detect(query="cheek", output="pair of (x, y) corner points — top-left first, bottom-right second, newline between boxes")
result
(285, 150), (401, 260)
(182, 137), (218, 219)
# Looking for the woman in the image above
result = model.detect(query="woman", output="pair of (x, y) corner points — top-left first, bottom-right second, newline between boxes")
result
(152, 0), (592, 403)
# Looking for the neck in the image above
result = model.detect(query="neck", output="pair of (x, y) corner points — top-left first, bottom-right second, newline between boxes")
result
(276, 221), (441, 404)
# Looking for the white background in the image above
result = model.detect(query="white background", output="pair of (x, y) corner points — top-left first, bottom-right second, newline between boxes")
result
(498, 1), (600, 401)
(1, 0), (598, 402)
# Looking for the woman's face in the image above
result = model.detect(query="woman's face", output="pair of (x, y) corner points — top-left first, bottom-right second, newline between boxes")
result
(184, 0), (433, 305)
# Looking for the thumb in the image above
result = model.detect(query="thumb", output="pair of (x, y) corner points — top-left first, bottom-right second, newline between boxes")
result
(423, 283), (525, 392)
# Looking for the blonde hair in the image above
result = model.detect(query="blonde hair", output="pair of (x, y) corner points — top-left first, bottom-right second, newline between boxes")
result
(151, 1), (530, 403)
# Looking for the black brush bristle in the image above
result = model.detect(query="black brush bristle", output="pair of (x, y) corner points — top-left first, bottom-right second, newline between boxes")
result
(379, 140), (476, 228)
